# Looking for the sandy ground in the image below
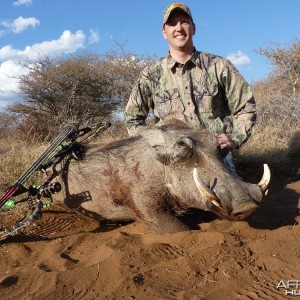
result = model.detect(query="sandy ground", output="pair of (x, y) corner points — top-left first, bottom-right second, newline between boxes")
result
(0, 179), (299, 300)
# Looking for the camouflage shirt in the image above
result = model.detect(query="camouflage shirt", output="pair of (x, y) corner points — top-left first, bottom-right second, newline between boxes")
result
(124, 50), (256, 147)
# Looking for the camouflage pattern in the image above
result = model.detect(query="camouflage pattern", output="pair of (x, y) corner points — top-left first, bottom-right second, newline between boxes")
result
(124, 50), (256, 147)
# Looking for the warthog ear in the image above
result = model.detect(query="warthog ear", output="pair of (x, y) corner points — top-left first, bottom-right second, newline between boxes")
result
(153, 136), (194, 165)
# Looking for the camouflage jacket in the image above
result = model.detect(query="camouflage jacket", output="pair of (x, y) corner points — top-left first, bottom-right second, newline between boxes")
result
(124, 50), (256, 147)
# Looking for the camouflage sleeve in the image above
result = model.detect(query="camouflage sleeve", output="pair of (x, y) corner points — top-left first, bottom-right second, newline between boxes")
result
(124, 70), (152, 136)
(221, 59), (256, 147)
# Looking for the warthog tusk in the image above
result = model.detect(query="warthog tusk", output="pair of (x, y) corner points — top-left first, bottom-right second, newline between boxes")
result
(212, 200), (221, 208)
(258, 164), (271, 193)
(192, 168), (218, 202)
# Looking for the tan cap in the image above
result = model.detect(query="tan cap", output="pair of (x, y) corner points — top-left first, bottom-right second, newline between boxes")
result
(163, 2), (193, 25)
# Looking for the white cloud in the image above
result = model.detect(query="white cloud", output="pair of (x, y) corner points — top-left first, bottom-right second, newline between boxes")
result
(88, 29), (100, 44)
(1, 16), (40, 34)
(23, 30), (86, 58)
(226, 50), (251, 66)
(0, 29), (7, 37)
(12, 16), (39, 33)
(0, 30), (85, 61)
(0, 45), (18, 60)
(0, 60), (26, 93)
(0, 60), (27, 108)
(13, 0), (32, 7)
(0, 30), (87, 108)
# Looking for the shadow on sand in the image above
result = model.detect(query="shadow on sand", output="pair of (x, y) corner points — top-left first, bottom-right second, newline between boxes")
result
(235, 130), (300, 230)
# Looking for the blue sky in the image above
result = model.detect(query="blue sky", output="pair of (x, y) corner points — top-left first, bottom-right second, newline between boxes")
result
(0, 0), (300, 109)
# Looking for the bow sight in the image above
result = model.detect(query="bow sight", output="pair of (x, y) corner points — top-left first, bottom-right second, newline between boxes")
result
(0, 121), (111, 240)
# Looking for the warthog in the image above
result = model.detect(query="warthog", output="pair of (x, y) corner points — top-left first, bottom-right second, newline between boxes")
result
(60, 121), (270, 233)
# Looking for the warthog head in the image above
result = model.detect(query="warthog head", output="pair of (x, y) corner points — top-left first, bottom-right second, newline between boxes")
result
(142, 121), (270, 221)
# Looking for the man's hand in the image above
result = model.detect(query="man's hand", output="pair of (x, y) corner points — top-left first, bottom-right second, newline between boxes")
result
(215, 133), (238, 150)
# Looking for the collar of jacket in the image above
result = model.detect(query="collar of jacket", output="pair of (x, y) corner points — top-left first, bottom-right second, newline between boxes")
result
(166, 48), (202, 70)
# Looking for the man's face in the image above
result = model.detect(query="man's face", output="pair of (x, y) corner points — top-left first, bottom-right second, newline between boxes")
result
(162, 10), (195, 51)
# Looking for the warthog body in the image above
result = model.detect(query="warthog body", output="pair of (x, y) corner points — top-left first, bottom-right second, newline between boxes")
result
(60, 121), (268, 233)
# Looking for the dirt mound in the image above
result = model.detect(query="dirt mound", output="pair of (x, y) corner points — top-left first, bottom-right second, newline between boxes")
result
(0, 181), (299, 299)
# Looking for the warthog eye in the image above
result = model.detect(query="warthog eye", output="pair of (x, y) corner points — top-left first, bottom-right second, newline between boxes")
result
(177, 136), (194, 149)
(177, 141), (186, 147)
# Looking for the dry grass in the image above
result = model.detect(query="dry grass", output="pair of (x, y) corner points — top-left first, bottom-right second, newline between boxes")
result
(235, 93), (300, 183)
(0, 106), (299, 193)
(0, 134), (47, 190)
(0, 122), (128, 192)
(95, 121), (128, 144)
(238, 125), (297, 162)
(235, 125), (300, 183)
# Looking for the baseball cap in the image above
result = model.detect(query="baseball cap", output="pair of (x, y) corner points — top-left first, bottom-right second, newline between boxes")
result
(163, 2), (193, 25)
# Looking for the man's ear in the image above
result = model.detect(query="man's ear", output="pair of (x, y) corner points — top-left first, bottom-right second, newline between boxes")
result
(162, 27), (167, 40)
(192, 22), (196, 35)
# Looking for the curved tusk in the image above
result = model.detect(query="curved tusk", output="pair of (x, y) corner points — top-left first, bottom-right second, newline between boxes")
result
(192, 168), (218, 201)
(258, 164), (271, 193)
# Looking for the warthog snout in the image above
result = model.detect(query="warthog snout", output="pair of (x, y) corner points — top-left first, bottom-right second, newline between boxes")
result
(231, 203), (259, 220)
(193, 164), (271, 220)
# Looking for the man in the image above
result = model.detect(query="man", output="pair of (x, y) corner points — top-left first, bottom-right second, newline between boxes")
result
(124, 2), (256, 173)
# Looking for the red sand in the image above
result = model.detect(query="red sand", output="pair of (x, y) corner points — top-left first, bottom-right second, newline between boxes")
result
(0, 180), (299, 299)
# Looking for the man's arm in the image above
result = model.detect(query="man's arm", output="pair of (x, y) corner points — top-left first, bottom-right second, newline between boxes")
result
(124, 74), (151, 136)
(221, 59), (256, 147)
